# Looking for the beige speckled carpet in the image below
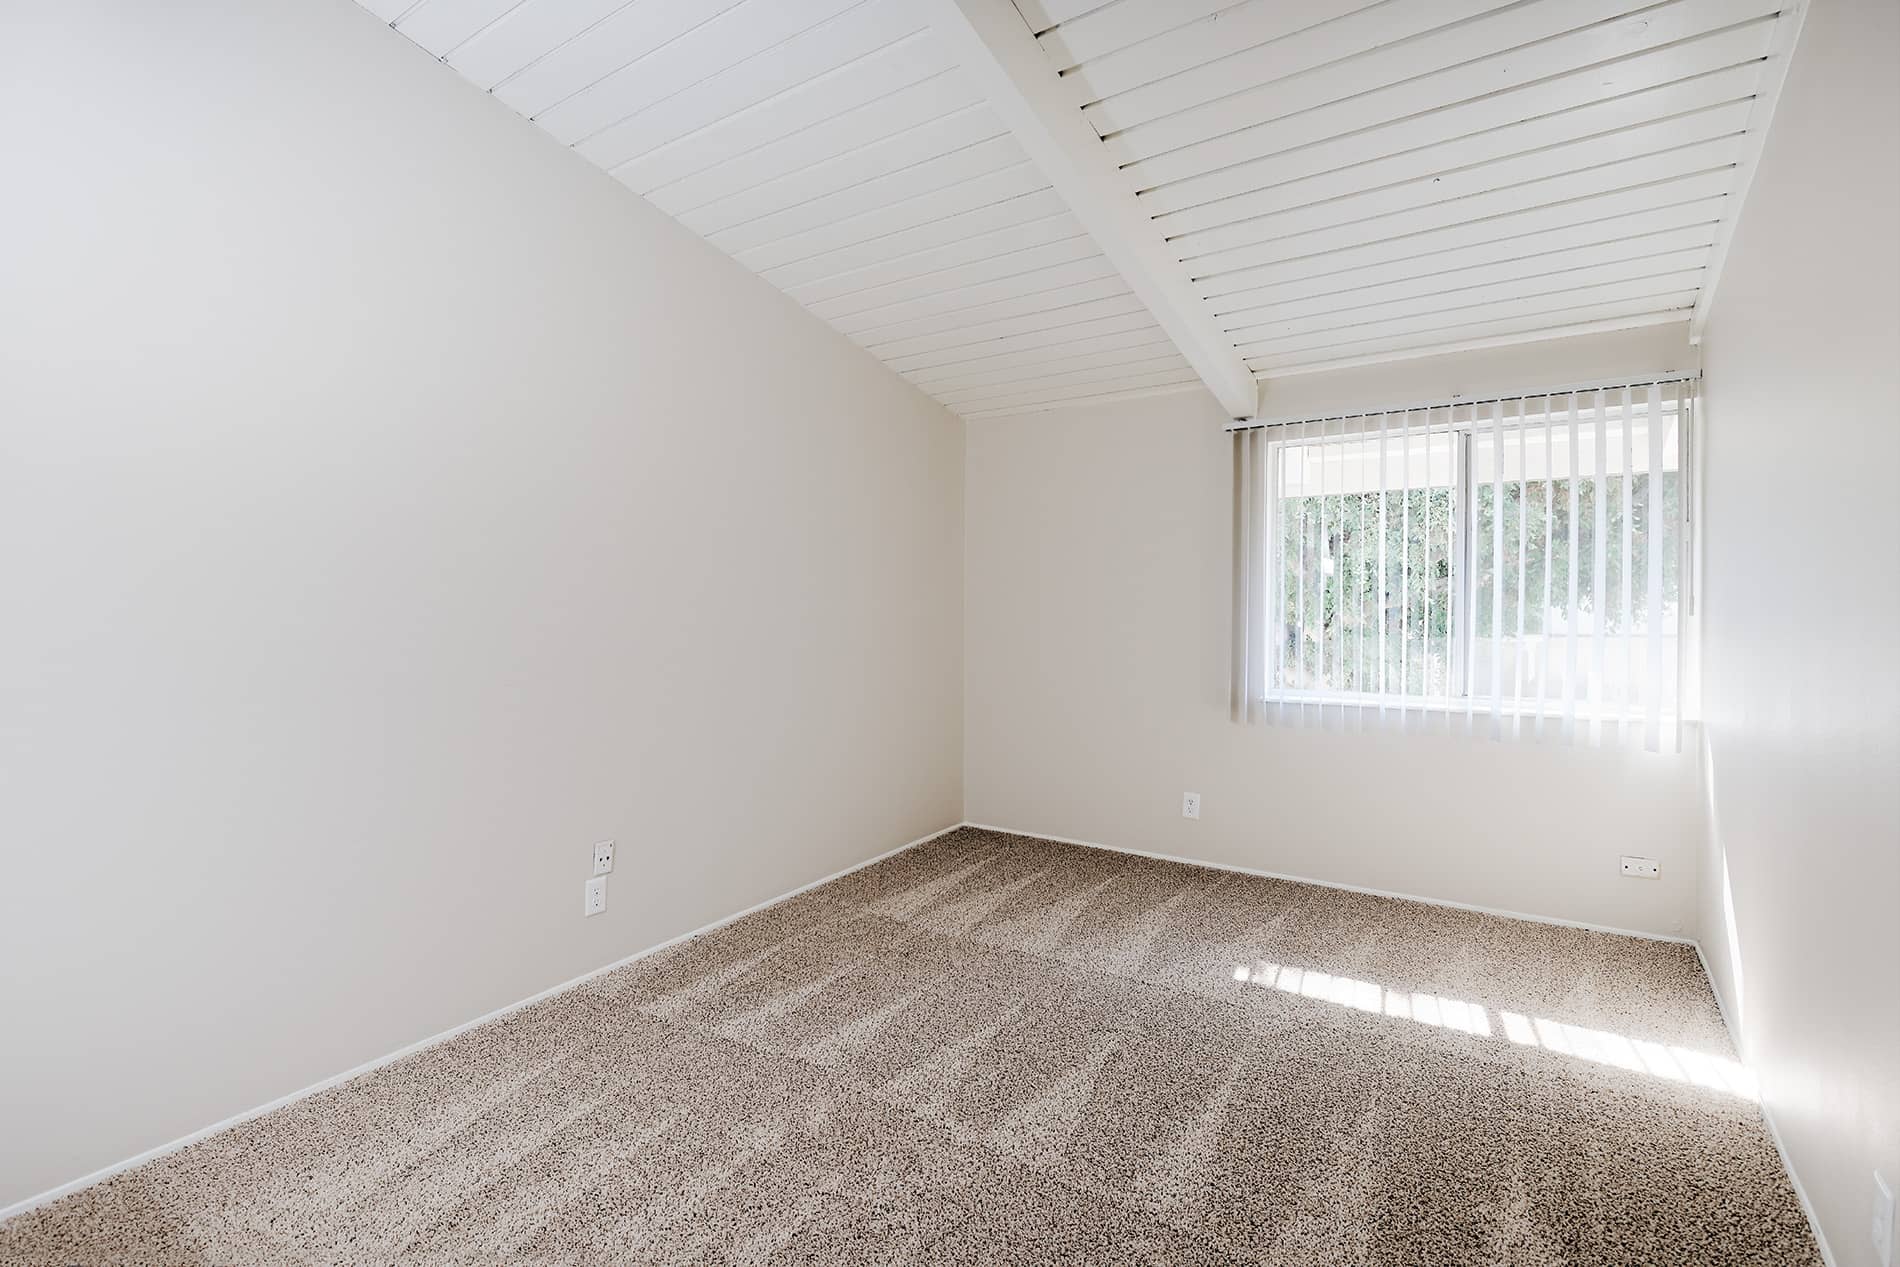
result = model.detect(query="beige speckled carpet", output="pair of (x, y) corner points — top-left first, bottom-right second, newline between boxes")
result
(2, 828), (1820, 1265)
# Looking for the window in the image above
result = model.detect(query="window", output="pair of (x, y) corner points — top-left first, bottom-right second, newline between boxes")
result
(1231, 380), (1692, 751)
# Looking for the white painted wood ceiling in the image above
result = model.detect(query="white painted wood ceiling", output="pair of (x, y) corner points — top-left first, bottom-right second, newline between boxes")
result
(363, 0), (1802, 419)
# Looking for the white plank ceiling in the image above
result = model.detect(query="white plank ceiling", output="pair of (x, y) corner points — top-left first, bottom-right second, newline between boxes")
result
(363, 0), (1802, 418)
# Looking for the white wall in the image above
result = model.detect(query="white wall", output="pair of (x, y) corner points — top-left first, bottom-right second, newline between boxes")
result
(1694, 1), (1900, 1261)
(966, 327), (1704, 939)
(0, 0), (963, 1210)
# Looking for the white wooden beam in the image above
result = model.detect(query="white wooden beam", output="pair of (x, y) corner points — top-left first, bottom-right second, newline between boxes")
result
(1689, 0), (1808, 343)
(923, 0), (1259, 419)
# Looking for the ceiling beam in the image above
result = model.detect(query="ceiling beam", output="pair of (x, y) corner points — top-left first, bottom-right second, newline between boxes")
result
(922, 0), (1258, 419)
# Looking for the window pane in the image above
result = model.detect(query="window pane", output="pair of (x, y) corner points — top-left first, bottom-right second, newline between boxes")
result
(1469, 403), (1680, 713)
(1274, 427), (1455, 697)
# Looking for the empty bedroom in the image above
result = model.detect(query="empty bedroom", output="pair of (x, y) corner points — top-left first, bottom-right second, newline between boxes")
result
(1, 0), (1894, 1264)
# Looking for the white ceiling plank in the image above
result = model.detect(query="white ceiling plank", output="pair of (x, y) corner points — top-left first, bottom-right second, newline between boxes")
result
(1061, 0), (1377, 104)
(609, 32), (953, 192)
(1135, 24), (1774, 217)
(890, 308), (1160, 371)
(1690, 0), (1808, 340)
(1117, 6), (1778, 190)
(1106, 0), (1772, 161)
(831, 257), (1125, 335)
(1219, 227), (1719, 327)
(1011, 0), (1118, 34)
(1238, 282), (1703, 360)
(1170, 104), (1748, 262)
(849, 274), (1133, 345)
(866, 291), (1146, 358)
(931, 349), (1187, 396)
(545, 0), (911, 150)
(857, 261), (1142, 340)
(676, 107), (1006, 236)
(1086, 0), (1517, 137)
(896, 341), (1178, 391)
(1204, 197), (1729, 316)
(646, 72), (982, 217)
(807, 234), (1102, 320)
(1249, 309), (1695, 376)
(789, 212), (1085, 306)
(827, 254), (1124, 331)
(958, 377), (1207, 418)
(492, 0), (749, 118)
(1198, 168), (1737, 300)
(1152, 63), (1762, 240)
(730, 161), (1049, 273)
(926, 0), (1257, 417)
(362, 0), (418, 20)
(898, 323), (1173, 378)
(1228, 258), (1711, 344)
(1190, 136), (1743, 284)
(447, 0), (634, 91)
(1033, 0), (1232, 72)
(765, 188), (1070, 290)
(939, 366), (1202, 411)
(396, 0), (528, 57)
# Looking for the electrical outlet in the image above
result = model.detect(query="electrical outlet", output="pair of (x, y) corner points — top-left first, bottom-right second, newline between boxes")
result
(592, 840), (615, 876)
(1182, 792), (1201, 820)
(1620, 855), (1659, 878)
(583, 875), (607, 918)
(1874, 1169), (1894, 1267)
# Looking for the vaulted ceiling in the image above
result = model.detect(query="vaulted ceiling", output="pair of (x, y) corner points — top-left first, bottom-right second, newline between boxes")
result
(361, 0), (1804, 420)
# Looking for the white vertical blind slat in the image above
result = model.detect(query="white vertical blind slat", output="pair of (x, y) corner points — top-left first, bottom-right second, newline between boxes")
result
(1357, 427), (1370, 713)
(1675, 383), (1693, 753)
(1564, 393), (1581, 742)
(1248, 429), (1268, 721)
(1399, 410), (1413, 716)
(1377, 411), (1390, 719)
(1590, 389), (1610, 744)
(1539, 399), (1556, 734)
(1512, 402), (1529, 738)
(1232, 430), (1248, 723)
(1422, 408), (1437, 722)
(1489, 398), (1505, 738)
(1620, 385), (1637, 745)
(1644, 380), (1667, 752)
(1464, 404), (1480, 732)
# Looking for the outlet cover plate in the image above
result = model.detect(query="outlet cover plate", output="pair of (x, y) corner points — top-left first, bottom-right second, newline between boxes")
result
(593, 840), (615, 876)
(1620, 855), (1660, 878)
(1182, 792), (1201, 820)
(584, 875), (608, 918)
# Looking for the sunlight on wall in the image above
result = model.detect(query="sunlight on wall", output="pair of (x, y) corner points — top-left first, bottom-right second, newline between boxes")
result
(1231, 960), (1757, 1099)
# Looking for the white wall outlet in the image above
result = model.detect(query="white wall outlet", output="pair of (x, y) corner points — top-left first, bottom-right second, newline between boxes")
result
(592, 840), (615, 876)
(1874, 1169), (1894, 1267)
(1182, 792), (1201, 820)
(1620, 855), (1659, 878)
(583, 875), (607, 918)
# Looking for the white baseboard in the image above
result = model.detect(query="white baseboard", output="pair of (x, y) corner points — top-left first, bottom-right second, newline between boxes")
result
(0, 821), (963, 1226)
(961, 820), (1697, 945)
(1691, 942), (1836, 1267)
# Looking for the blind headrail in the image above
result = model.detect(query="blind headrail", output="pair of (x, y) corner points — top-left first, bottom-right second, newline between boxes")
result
(1228, 370), (1701, 433)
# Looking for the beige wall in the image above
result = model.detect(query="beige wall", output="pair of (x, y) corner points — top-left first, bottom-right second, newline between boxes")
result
(0, 0), (963, 1210)
(966, 327), (1705, 940)
(1695, 0), (1900, 1261)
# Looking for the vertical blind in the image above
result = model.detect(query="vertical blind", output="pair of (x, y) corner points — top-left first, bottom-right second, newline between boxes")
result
(1231, 377), (1695, 752)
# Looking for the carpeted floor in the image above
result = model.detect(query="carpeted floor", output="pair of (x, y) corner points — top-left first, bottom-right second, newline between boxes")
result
(2, 828), (1821, 1266)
